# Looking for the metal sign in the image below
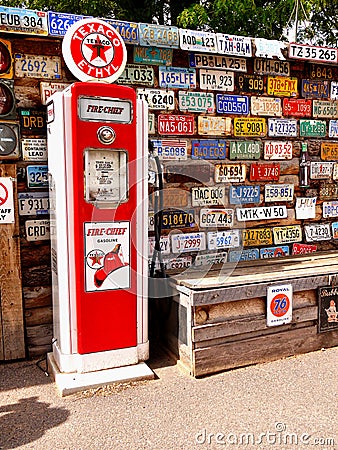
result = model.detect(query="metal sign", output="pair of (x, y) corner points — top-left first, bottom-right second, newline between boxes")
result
(251, 96), (282, 117)
(199, 208), (234, 228)
(171, 232), (206, 253)
(151, 139), (187, 160)
(117, 65), (154, 86)
(137, 88), (175, 110)
(301, 80), (329, 99)
(331, 81), (338, 100)
(178, 91), (214, 113)
(310, 64), (334, 80)
(158, 66), (196, 89)
(194, 252), (227, 267)
(148, 113), (155, 135)
(267, 76), (297, 97)
(254, 38), (287, 59)
(292, 243), (317, 255)
(14, 54), (62, 79)
(104, 19), (139, 45)
(0, 6), (48, 35)
(149, 255), (192, 272)
(18, 191), (49, 216)
(229, 185), (260, 204)
(329, 120), (338, 138)
(318, 286), (338, 333)
(0, 177), (14, 223)
(300, 119), (326, 137)
(323, 201), (338, 218)
(0, 122), (19, 159)
(310, 161), (333, 179)
(40, 81), (70, 105)
(268, 118), (297, 137)
(236, 205), (287, 222)
(216, 94), (249, 114)
(216, 33), (252, 57)
(321, 142), (338, 160)
(260, 246), (289, 258)
(165, 163), (210, 183)
(139, 23), (179, 48)
(273, 225), (302, 244)
(133, 46), (173, 66)
(229, 140), (261, 160)
(295, 197), (316, 219)
(25, 219), (50, 241)
(21, 137), (47, 161)
(158, 114), (194, 135)
(234, 117), (266, 137)
(282, 98), (312, 117)
(198, 116), (231, 136)
(242, 227), (273, 247)
(199, 69), (234, 91)
(160, 188), (189, 208)
(26, 165), (48, 188)
(179, 29), (217, 53)
(313, 100), (338, 118)
(214, 163), (246, 183)
(207, 229), (240, 250)
(267, 284), (293, 327)
(253, 58), (290, 76)
(161, 209), (195, 229)
(289, 42), (338, 64)
(191, 140), (226, 160)
(250, 163), (280, 181)
(191, 185), (226, 207)
(148, 235), (170, 256)
(264, 184), (294, 202)
(189, 53), (247, 72)
(304, 223), (331, 242)
(48, 11), (89, 37)
(18, 108), (46, 135)
(319, 181), (338, 200)
(237, 74), (264, 94)
(264, 141), (292, 160)
(228, 248), (259, 262)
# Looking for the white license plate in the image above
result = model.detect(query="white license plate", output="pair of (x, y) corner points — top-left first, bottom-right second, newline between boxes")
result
(178, 91), (215, 113)
(207, 230), (240, 250)
(310, 161), (334, 179)
(136, 88), (175, 110)
(171, 232), (206, 253)
(15, 54), (62, 79)
(216, 34), (252, 57)
(289, 43), (338, 63)
(151, 139), (187, 160)
(191, 186), (226, 207)
(323, 201), (338, 218)
(158, 66), (196, 89)
(198, 116), (231, 136)
(264, 184), (294, 202)
(18, 192), (49, 216)
(214, 163), (246, 182)
(190, 53), (247, 72)
(148, 236), (171, 256)
(148, 113), (156, 134)
(40, 82), (70, 104)
(273, 225), (302, 244)
(199, 69), (234, 91)
(251, 96), (282, 116)
(304, 224), (331, 242)
(179, 29), (217, 52)
(236, 206), (287, 222)
(268, 118), (297, 137)
(193, 251), (227, 266)
(25, 219), (50, 241)
(313, 100), (338, 118)
(117, 65), (154, 86)
(264, 141), (293, 159)
(149, 256), (192, 271)
(139, 24), (179, 48)
(199, 208), (234, 228)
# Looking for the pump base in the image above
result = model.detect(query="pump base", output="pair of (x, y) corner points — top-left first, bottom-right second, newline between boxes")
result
(47, 353), (154, 397)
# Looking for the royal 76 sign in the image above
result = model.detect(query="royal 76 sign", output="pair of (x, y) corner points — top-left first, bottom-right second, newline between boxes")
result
(267, 284), (292, 326)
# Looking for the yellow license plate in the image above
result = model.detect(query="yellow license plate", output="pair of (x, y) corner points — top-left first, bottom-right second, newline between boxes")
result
(267, 76), (298, 96)
(242, 227), (273, 246)
(234, 118), (266, 137)
(321, 142), (338, 160)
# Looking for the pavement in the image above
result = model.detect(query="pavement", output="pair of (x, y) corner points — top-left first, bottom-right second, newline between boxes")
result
(0, 345), (337, 450)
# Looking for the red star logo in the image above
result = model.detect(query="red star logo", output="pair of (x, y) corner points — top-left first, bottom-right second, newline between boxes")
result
(85, 35), (111, 63)
(89, 252), (104, 266)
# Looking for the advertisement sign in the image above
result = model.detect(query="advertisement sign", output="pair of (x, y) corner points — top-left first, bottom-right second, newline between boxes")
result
(267, 284), (293, 326)
(318, 286), (338, 332)
(0, 177), (14, 223)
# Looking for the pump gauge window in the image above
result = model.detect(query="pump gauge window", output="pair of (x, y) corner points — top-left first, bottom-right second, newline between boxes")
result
(85, 149), (128, 207)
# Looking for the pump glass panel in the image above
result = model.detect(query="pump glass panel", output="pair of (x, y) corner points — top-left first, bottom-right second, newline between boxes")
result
(78, 97), (132, 123)
(85, 149), (128, 206)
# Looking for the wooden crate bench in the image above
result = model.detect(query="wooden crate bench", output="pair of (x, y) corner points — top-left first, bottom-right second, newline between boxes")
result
(162, 253), (338, 377)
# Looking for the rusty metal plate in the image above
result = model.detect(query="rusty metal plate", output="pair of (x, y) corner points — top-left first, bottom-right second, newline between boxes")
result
(198, 116), (231, 136)
(310, 64), (334, 79)
(319, 181), (338, 199)
(151, 188), (189, 208)
(164, 163), (211, 183)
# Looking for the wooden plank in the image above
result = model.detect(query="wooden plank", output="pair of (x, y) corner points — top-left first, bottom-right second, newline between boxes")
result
(24, 306), (53, 327)
(26, 324), (53, 347)
(193, 325), (338, 377)
(23, 286), (52, 309)
(0, 164), (25, 360)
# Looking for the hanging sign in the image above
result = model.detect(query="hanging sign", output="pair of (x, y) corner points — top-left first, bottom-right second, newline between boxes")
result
(267, 284), (293, 327)
(0, 177), (14, 223)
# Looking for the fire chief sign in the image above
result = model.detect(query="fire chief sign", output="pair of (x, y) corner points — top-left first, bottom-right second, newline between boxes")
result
(62, 18), (127, 82)
(0, 177), (14, 223)
(267, 284), (293, 326)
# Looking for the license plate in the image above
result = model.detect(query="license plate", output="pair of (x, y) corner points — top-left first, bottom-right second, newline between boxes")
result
(161, 188), (189, 208)
(139, 23), (179, 48)
(151, 139), (187, 160)
(313, 100), (338, 118)
(158, 66), (196, 89)
(229, 140), (261, 160)
(207, 230), (240, 250)
(19, 108), (46, 135)
(25, 219), (50, 241)
(178, 91), (214, 113)
(302, 80), (329, 98)
(264, 141), (293, 160)
(194, 251), (227, 266)
(40, 81), (70, 104)
(228, 248), (260, 262)
(295, 197), (316, 219)
(255, 38), (287, 59)
(148, 113), (155, 134)
(18, 192), (49, 215)
(199, 208), (234, 228)
(189, 53), (247, 72)
(15, 54), (61, 79)
(332, 223), (338, 239)
(237, 74), (264, 93)
(319, 181), (338, 199)
(158, 115), (194, 135)
(105, 19), (139, 44)
(148, 236), (171, 256)
(191, 186), (226, 207)
(137, 88), (175, 110)
(260, 246), (289, 258)
(236, 205), (287, 222)
(292, 243), (317, 255)
(198, 116), (231, 136)
(133, 46), (173, 66)
(251, 96), (282, 116)
(191, 140), (226, 160)
(264, 184), (294, 202)
(304, 224), (331, 242)
(283, 98), (312, 117)
(267, 76), (298, 96)
(214, 163), (246, 183)
(310, 64), (335, 79)
(229, 185), (260, 204)
(216, 34), (252, 57)
(321, 142), (338, 160)
(47, 11), (88, 37)
(250, 163), (280, 181)
(289, 43), (338, 63)
(334, 163), (338, 180)
(0, 7), (48, 35)
(171, 232), (206, 253)
(253, 58), (290, 76)
(216, 94), (249, 114)
(331, 81), (338, 99)
(300, 119), (326, 137)
(21, 138), (47, 161)
(329, 120), (338, 137)
(161, 209), (195, 229)
(149, 256), (192, 272)
(179, 29), (217, 52)
(268, 118), (297, 137)
(117, 65), (154, 86)
(242, 227), (273, 247)
(323, 201), (338, 218)
(273, 225), (302, 244)
(199, 69), (234, 91)
(310, 161), (333, 179)
(234, 118), (266, 137)
(27, 165), (48, 188)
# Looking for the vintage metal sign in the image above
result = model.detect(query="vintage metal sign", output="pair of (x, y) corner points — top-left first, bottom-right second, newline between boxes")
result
(160, 188), (189, 208)
(158, 66), (196, 89)
(229, 140), (261, 160)
(191, 140), (226, 160)
(151, 139), (187, 160)
(148, 235), (171, 256)
(179, 29), (217, 53)
(295, 197), (316, 219)
(304, 223), (331, 242)
(199, 69), (235, 91)
(268, 118), (297, 137)
(228, 248), (259, 262)
(292, 243), (317, 255)
(273, 225), (302, 244)
(264, 184), (294, 202)
(191, 185), (226, 207)
(331, 81), (338, 100)
(137, 88), (175, 110)
(319, 181), (338, 200)
(237, 74), (264, 94)
(15, 54), (62, 79)
(229, 185), (260, 204)
(161, 209), (195, 229)
(40, 82), (70, 104)
(18, 191), (49, 215)
(178, 91), (214, 113)
(313, 100), (338, 118)
(260, 246), (289, 258)
(242, 227), (273, 247)
(310, 64), (334, 80)
(105, 19), (139, 45)
(117, 64), (154, 86)
(48, 11), (89, 37)
(165, 163), (210, 183)
(21, 137), (47, 161)
(318, 286), (338, 333)
(251, 96), (282, 117)
(216, 94), (249, 114)
(139, 23), (179, 48)
(310, 161), (333, 179)
(199, 208), (234, 228)
(253, 58), (290, 76)
(158, 114), (194, 135)
(267, 284), (293, 327)
(267, 76), (298, 97)
(189, 53), (247, 72)
(289, 43), (338, 64)
(133, 46), (173, 66)
(216, 34), (252, 57)
(332, 222), (338, 239)
(25, 219), (50, 241)
(214, 163), (246, 183)
(264, 141), (292, 160)
(282, 98), (312, 117)
(329, 120), (338, 137)
(0, 6), (48, 35)
(236, 205), (287, 222)
(18, 108), (46, 135)
(26, 165), (48, 188)
(300, 119), (326, 137)
(254, 38), (287, 59)
(321, 142), (338, 160)
(207, 229), (240, 250)
(171, 232), (206, 253)
(0, 177), (14, 223)
(250, 163), (280, 181)
(323, 201), (338, 218)
(234, 118), (266, 137)
(198, 116), (231, 136)
(194, 252), (227, 266)
(301, 79), (329, 99)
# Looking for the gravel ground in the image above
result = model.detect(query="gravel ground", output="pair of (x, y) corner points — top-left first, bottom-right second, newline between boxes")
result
(0, 346), (337, 450)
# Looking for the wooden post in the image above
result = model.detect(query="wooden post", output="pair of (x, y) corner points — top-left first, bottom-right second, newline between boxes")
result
(0, 164), (25, 360)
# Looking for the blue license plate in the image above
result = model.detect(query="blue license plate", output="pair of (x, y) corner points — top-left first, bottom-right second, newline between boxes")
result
(301, 79), (329, 99)
(104, 19), (139, 44)
(27, 165), (48, 188)
(191, 139), (226, 159)
(260, 246), (289, 258)
(229, 185), (260, 204)
(48, 12), (90, 36)
(228, 248), (259, 262)
(216, 94), (249, 114)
